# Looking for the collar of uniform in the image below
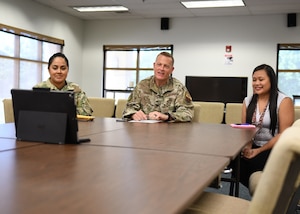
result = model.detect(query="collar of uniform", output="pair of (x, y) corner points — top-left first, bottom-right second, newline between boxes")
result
(47, 78), (72, 91)
(149, 76), (173, 94)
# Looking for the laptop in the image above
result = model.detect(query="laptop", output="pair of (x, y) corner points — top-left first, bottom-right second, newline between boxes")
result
(11, 89), (79, 144)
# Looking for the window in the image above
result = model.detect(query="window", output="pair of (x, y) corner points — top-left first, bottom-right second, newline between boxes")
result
(103, 45), (173, 100)
(0, 23), (64, 123)
(277, 43), (300, 104)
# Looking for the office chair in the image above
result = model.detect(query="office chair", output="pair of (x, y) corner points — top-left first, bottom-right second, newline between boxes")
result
(2, 98), (14, 123)
(225, 103), (243, 124)
(193, 101), (224, 124)
(88, 97), (115, 118)
(115, 99), (128, 118)
(192, 104), (201, 122)
(185, 123), (300, 214)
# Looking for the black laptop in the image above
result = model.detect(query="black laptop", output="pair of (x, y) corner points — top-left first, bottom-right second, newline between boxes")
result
(11, 89), (79, 144)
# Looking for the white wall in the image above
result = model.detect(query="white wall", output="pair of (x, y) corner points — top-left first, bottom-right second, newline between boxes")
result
(1, 0), (300, 99)
(82, 15), (300, 97)
(0, 0), (84, 84)
(0, 0), (85, 123)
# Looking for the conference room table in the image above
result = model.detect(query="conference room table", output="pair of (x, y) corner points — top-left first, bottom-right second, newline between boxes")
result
(0, 118), (256, 214)
(79, 119), (255, 158)
(79, 118), (256, 197)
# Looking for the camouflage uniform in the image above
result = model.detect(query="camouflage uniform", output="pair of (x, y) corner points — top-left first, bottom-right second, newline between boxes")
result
(123, 76), (194, 122)
(34, 78), (93, 116)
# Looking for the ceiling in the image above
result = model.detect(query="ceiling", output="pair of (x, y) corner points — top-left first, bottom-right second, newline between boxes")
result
(32, 0), (300, 20)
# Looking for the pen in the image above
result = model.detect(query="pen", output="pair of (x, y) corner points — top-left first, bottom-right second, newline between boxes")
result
(116, 118), (130, 122)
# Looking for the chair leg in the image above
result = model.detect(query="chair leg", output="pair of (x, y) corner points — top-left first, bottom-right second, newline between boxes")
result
(234, 155), (241, 197)
(221, 155), (240, 197)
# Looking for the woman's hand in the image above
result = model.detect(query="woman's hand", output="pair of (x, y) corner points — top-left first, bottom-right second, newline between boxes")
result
(241, 140), (256, 159)
(243, 148), (260, 159)
(242, 141), (252, 153)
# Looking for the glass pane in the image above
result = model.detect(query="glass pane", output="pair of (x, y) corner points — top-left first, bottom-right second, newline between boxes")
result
(139, 70), (153, 82)
(19, 61), (40, 89)
(278, 72), (300, 98)
(20, 36), (39, 60)
(278, 50), (300, 70)
(0, 58), (16, 98)
(42, 42), (61, 62)
(42, 64), (49, 81)
(114, 92), (131, 100)
(105, 91), (131, 100)
(106, 51), (137, 68)
(0, 31), (15, 57)
(105, 70), (136, 89)
(139, 50), (171, 68)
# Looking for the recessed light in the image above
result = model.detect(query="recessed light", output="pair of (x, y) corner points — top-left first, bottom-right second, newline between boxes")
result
(73, 6), (129, 12)
(181, 0), (245, 8)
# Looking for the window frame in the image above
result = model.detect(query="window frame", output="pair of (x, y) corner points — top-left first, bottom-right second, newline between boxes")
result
(0, 23), (64, 89)
(0, 23), (64, 123)
(276, 43), (300, 103)
(103, 44), (173, 98)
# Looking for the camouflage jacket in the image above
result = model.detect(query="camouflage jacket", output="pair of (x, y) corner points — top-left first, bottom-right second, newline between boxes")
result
(34, 78), (93, 116)
(123, 76), (194, 122)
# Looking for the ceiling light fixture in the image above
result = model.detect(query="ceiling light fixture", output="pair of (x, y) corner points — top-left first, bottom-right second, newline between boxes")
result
(73, 6), (129, 12)
(181, 0), (245, 8)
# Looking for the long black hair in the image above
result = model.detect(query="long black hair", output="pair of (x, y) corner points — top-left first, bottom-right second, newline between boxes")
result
(246, 64), (279, 135)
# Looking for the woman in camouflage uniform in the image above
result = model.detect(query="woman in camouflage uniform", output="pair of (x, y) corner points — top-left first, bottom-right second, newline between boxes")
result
(34, 53), (93, 116)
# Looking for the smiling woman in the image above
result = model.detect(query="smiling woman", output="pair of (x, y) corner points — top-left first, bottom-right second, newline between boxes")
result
(34, 53), (93, 116)
(239, 64), (294, 188)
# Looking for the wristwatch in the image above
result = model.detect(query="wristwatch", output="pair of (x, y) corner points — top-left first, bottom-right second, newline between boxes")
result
(166, 113), (172, 121)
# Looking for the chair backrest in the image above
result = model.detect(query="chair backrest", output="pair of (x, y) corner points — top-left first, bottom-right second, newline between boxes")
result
(247, 125), (300, 214)
(225, 103), (243, 124)
(295, 107), (300, 121)
(192, 104), (201, 122)
(2, 98), (14, 123)
(115, 99), (128, 118)
(293, 119), (300, 127)
(193, 101), (224, 124)
(88, 97), (115, 118)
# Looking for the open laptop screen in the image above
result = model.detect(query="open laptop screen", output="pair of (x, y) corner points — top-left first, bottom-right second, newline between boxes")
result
(11, 89), (78, 144)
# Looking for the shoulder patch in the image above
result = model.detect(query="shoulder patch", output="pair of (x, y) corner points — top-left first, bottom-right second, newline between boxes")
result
(185, 92), (192, 102)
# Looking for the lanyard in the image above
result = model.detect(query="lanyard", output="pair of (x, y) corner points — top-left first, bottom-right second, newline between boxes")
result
(252, 103), (268, 128)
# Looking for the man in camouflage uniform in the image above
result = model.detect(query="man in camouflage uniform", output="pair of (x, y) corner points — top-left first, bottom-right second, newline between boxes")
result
(34, 53), (93, 116)
(122, 52), (194, 122)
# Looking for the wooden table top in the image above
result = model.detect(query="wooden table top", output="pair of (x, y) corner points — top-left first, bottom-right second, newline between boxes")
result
(78, 117), (126, 137)
(84, 119), (256, 159)
(0, 123), (16, 139)
(0, 143), (229, 214)
(0, 118), (255, 213)
(0, 118), (126, 139)
(1, 119), (256, 160)
(0, 137), (42, 152)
